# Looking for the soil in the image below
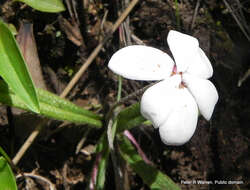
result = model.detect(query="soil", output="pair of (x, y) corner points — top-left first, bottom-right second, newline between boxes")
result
(0, 0), (250, 189)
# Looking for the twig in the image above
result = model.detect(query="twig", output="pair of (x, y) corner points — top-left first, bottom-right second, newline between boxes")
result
(223, 0), (250, 41)
(62, 162), (70, 189)
(16, 172), (56, 190)
(131, 34), (146, 45)
(75, 128), (90, 154)
(238, 68), (250, 87)
(65, 0), (74, 21)
(65, 0), (79, 25)
(12, 118), (48, 165)
(101, 10), (109, 32)
(191, 0), (201, 30)
(60, 0), (140, 98)
(234, 0), (250, 34)
(121, 0), (132, 46)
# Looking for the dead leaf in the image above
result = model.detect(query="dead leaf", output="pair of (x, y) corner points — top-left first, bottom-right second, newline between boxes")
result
(59, 15), (85, 47)
(16, 22), (47, 90)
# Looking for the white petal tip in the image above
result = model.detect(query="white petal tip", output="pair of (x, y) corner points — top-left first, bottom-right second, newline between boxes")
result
(202, 92), (219, 121)
(183, 74), (219, 121)
(159, 116), (198, 146)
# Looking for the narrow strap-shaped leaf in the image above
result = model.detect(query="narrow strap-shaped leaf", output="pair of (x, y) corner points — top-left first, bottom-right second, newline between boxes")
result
(0, 87), (102, 127)
(95, 151), (109, 190)
(117, 103), (146, 132)
(36, 87), (102, 120)
(0, 80), (102, 121)
(119, 135), (181, 190)
(0, 20), (40, 113)
(0, 157), (17, 190)
(0, 80), (102, 126)
(95, 135), (110, 190)
(40, 101), (102, 127)
(16, 0), (65, 13)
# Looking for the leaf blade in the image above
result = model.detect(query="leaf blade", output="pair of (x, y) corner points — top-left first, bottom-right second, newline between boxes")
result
(117, 103), (146, 132)
(37, 87), (102, 120)
(0, 157), (17, 190)
(119, 135), (181, 190)
(16, 0), (65, 13)
(0, 20), (40, 113)
(95, 135), (110, 190)
(0, 82), (102, 127)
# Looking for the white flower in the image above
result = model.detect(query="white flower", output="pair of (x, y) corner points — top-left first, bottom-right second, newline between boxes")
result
(108, 30), (219, 146)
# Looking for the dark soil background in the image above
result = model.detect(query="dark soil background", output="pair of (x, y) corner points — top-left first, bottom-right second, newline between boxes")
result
(0, 0), (250, 189)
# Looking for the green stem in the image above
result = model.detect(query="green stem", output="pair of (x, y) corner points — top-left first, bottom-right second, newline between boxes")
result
(175, 0), (181, 30)
(117, 76), (123, 102)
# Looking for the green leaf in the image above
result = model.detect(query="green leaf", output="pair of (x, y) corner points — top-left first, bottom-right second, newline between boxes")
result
(95, 135), (110, 190)
(40, 101), (102, 127)
(95, 151), (109, 190)
(16, 0), (65, 13)
(0, 20), (40, 113)
(36, 88), (102, 120)
(0, 157), (17, 190)
(0, 147), (12, 164)
(119, 135), (181, 190)
(0, 81), (102, 127)
(117, 103), (146, 133)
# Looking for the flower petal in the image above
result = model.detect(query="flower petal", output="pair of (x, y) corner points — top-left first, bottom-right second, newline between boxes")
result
(183, 74), (219, 120)
(186, 48), (213, 79)
(167, 30), (213, 79)
(140, 75), (182, 128)
(167, 30), (198, 73)
(159, 90), (198, 145)
(108, 45), (174, 81)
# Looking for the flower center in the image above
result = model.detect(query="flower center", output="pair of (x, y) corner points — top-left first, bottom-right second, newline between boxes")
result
(171, 65), (186, 89)
(171, 65), (178, 76)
